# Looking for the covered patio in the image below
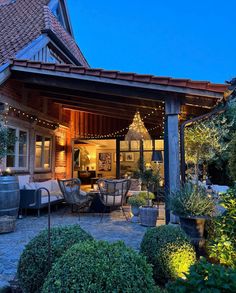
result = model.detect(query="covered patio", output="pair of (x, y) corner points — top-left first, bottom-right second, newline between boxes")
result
(3, 59), (226, 216)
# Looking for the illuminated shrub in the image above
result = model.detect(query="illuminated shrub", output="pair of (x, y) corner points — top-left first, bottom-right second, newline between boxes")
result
(17, 225), (93, 293)
(42, 240), (159, 293)
(140, 225), (196, 284)
(167, 257), (236, 292)
(206, 190), (236, 268)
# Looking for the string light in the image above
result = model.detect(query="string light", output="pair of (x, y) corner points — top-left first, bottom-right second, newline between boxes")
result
(77, 105), (165, 139)
(3, 103), (59, 129)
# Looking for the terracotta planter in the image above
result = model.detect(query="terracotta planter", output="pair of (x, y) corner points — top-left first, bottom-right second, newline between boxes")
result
(139, 206), (158, 227)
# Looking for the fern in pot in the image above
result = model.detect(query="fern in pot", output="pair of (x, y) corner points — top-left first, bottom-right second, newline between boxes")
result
(169, 182), (215, 253)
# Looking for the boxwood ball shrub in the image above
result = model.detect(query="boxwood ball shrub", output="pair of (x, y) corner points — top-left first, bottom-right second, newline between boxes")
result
(18, 225), (93, 293)
(167, 257), (236, 292)
(42, 240), (160, 293)
(140, 225), (196, 284)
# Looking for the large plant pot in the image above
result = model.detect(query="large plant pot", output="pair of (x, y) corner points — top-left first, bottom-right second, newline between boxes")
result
(130, 206), (140, 223)
(0, 176), (20, 233)
(139, 206), (158, 227)
(179, 215), (209, 255)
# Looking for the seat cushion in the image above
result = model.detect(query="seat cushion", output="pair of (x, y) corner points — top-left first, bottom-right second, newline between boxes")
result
(35, 181), (52, 195)
(18, 175), (31, 189)
(51, 180), (62, 194)
(25, 182), (37, 190)
(41, 195), (63, 204)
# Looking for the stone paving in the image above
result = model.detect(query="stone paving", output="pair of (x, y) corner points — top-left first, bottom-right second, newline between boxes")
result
(0, 207), (159, 288)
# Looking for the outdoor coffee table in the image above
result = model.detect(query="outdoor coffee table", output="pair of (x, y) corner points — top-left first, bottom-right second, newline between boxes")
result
(90, 177), (100, 189)
(88, 190), (110, 213)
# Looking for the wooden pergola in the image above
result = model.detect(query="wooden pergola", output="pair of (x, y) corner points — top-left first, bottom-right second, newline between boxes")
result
(6, 59), (226, 220)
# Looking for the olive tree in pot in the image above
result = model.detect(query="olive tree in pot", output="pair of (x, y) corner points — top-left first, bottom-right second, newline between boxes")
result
(138, 168), (160, 227)
(127, 196), (146, 223)
(0, 121), (18, 233)
(169, 182), (215, 253)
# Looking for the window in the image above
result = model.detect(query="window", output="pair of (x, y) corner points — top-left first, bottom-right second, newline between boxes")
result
(6, 127), (28, 169)
(35, 135), (52, 169)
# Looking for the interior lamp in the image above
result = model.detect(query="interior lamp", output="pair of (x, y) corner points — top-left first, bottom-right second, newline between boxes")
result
(151, 150), (163, 163)
(151, 139), (163, 163)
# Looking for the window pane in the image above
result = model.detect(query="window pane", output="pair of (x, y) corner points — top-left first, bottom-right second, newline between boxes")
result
(19, 131), (27, 156)
(6, 155), (15, 167)
(44, 138), (51, 168)
(143, 140), (152, 151)
(7, 128), (16, 153)
(6, 128), (16, 167)
(19, 156), (27, 168)
(35, 135), (43, 168)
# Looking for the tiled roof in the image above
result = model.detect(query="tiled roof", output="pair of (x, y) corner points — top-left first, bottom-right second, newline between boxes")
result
(10, 59), (227, 93)
(43, 6), (88, 67)
(0, 0), (88, 66)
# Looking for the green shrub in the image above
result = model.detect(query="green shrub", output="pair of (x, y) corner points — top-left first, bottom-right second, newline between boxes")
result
(127, 195), (146, 206)
(42, 240), (159, 293)
(207, 190), (236, 268)
(17, 225), (93, 293)
(169, 182), (215, 217)
(138, 191), (155, 200)
(229, 133), (236, 181)
(167, 257), (236, 292)
(140, 225), (196, 284)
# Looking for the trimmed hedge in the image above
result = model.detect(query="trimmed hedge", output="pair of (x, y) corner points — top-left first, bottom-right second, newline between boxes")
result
(167, 257), (236, 292)
(140, 225), (196, 284)
(42, 240), (160, 293)
(17, 225), (93, 293)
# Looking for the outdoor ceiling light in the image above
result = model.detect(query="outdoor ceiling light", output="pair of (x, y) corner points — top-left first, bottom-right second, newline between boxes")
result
(125, 111), (151, 141)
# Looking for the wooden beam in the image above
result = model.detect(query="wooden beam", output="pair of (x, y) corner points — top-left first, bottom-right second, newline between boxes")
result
(61, 103), (162, 125)
(44, 94), (164, 119)
(11, 66), (223, 99)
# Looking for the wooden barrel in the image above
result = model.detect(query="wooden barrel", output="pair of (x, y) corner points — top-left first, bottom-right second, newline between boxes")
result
(0, 176), (20, 217)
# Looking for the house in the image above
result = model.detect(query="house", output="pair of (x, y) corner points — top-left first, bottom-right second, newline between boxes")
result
(0, 0), (227, 213)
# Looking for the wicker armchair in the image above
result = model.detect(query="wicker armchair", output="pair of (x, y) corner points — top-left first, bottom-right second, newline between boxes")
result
(58, 178), (92, 218)
(97, 178), (131, 221)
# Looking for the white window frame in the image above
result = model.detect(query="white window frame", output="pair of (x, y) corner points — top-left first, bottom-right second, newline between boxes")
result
(5, 126), (29, 171)
(34, 134), (52, 171)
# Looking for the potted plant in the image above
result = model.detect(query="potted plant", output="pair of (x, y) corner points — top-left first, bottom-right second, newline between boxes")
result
(0, 121), (19, 233)
(127, 196), (146, 223)
(138, 168), (160, 227)
(169, 182), (215, 252)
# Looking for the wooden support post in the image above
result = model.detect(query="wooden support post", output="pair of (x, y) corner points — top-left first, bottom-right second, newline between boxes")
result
(116, 138), (121, 178)
(164, 97), (181, 224)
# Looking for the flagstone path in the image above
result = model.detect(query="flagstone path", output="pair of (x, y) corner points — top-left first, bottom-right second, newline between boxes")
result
(0, 207), (165, 288)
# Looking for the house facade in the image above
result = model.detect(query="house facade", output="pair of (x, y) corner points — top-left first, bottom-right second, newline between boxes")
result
(0, 0), (227, 200)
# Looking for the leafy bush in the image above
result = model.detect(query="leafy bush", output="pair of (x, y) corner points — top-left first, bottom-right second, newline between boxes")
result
(167, 257), (236, 292)
(138, 191), (155, 200)
(42, 240), (159, 293)
(17, 225), (93, 293)
(127, 195), (146, 207)
(140, 225), (196, 284)
(207, 190), (236, 268)
(229, 133), (236, 181)
(169, 182), (215, 217)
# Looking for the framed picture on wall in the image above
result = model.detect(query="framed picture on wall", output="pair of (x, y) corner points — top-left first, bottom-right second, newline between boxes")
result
(125, 152), (134, 162)
(113, 153), (123, 162)
(98, 152), (112, 171)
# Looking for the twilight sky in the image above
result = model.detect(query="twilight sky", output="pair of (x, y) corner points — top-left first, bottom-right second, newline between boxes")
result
(67, 0), (236, 83)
